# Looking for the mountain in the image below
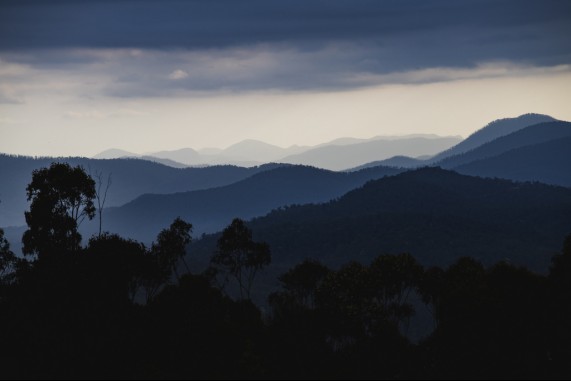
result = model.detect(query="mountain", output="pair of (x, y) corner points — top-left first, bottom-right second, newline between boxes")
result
(351, 118), (571, 187)
(198, 147), (223, 155)
(430, 113), (556, 162)
(219, 139), (305, 163)
(436, 121), (571, 169)
(150, 148), (203, 166)
(190, 168), (571, 274)
(94, 149), (190, 168)
(93, 148), (138, 159)
(92, 165), (403, 242)
(143, 140), (308, 166)
(93, 134), (461, 170)
(139, 156), (189, 169)
(0, 154), (282, 227)
(279, 136), (461, 171)
(351, 114), (558, 170)
(455, 138), (571, 187)
(351, 156), (427, 170)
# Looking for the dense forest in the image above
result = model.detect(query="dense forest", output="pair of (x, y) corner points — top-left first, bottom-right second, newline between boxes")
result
(0, 162), (570, 379)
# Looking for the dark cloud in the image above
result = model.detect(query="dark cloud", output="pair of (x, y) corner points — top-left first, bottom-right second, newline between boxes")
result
(1, 0), (570, 69)
(1, 1), (570, 95)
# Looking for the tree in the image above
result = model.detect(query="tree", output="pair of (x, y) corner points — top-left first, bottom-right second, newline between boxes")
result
(85, 233), (147, 304)
(368, 253), (423, 326)
(277, 259), (330, 309)
(211, 218), (271, 300)
(0, 228), (18, 285)
(92, 169), (112, 237)
(143, 218), (193, 303)
(22, 163), (96, 259)
(152, 217), (193, 279)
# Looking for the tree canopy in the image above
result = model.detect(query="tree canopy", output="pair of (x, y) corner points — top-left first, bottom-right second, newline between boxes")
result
(22, 162), (96, 259)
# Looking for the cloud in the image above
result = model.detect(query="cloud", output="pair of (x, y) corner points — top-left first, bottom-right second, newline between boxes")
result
(0, 0), (570, 97)
(0, 117), (26, 124)
(63, 107), (149, 120)
(2, 46), (571, 101)
(0, 86), (24, 104)
(0, 0), (570, 73)
(64, 110), (105, 120)
(168, 69), (189, 80)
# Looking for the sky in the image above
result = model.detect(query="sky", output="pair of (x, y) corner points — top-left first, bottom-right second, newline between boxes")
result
(1, 0), (570, 157)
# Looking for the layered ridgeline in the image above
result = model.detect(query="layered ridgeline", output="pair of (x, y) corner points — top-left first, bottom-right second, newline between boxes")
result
(95, 135), (462, 169)
(0, 155), (282, 227)
(89, 165), (403, 242)
(277, 135), (461, 171)
(353, 115), (571, 188)
(190, 168), (571, 274)
(355, 113), (557, 170)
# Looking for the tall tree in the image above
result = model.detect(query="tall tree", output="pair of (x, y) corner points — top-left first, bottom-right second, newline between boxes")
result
(152, 217), (193, 280)
(92, 169), (112, 237)
(143, 218), (193, 303)
(277, 259), (330, 309)
(85, 233), (147, 304)
(22, 163), (96, 259)
(211, 218), (271, 300)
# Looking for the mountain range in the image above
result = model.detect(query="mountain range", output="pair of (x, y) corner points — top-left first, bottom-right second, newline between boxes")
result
(82, 165), (403, 241)
(1, 113), (570, 272)
(355, 113), (557, 169)
(190, 167), (571, 275)
(0, 156), (282, 227)
(95, 135), (462, 169)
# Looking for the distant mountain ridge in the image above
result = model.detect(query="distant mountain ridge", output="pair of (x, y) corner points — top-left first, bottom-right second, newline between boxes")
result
(431, 113), (556, 162)
(0, 155), (282, 227)
(456, 137), (571, 187)
(278, 136), (461, 171)
(190, 167), (571, 274)
(436, 120), (571, 169)
(86, 165), (403, 242)
(94, 134), (462, 169)
(354, 113), (558, 170)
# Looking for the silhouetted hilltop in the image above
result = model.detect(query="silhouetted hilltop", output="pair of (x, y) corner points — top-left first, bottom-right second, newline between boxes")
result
(353, 114), (558, 170)
(351, 155), (426, 170)
(431, 113), (556, 162)
(436, 120), (571, 169)
(191, 167), (571, 273)
(456, 138), (571, 187)
(96, 165), (403, 241)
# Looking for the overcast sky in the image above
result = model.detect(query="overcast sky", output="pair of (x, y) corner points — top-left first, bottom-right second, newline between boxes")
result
(1, 0), (570, 157)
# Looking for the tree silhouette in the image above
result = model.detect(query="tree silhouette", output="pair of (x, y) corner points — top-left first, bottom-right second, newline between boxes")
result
(277, 259), (330, 309)
(22, 162), (96, 259)
(152, 217), (193, 279)
(143, 218), (193, 303)
(91, 169), (112, 237)
(85, 233), (147, 304)
(548, 233), (571, 376)
(0, 228), (18, 285)
(211, 218), (271, 300)
(368, 253), (423, 326)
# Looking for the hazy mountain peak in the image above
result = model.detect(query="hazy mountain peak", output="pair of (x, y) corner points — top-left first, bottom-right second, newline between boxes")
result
(153, 147), (200, 155)
(198, 147), (223, 155)
(280, 136), (462, 171)
(431, 113), (556, 161)
(224, 139), (282, 151)
(221, 139), (290, 162)
(93, 148), (138, 159)
(150, 147), (202, 166)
